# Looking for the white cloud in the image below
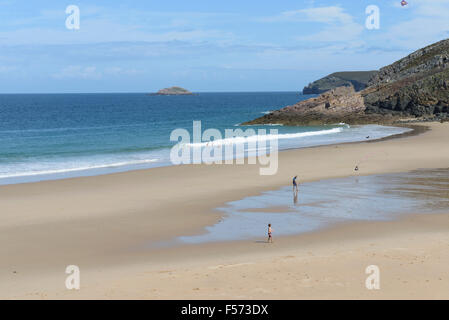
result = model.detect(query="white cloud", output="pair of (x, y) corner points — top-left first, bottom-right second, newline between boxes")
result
(296, 23), (364, 43)
(259, 6), (364, 43)
(375, 0), (449, 50)
(259, 6), (354, 24)
(0, 21), (234, 46)
(52, 66), (101, 80)
(0, 5), (238, 46)
(52, 65), (144, 80)
(103, 67), (142, 76)
(0, 65), (16, 74)
(288, 6), (354, 24)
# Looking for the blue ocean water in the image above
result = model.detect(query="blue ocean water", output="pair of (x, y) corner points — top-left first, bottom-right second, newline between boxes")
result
(0, 92), (410, 184)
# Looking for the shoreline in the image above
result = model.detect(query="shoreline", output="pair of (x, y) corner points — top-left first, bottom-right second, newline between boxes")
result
(1, 121), (449, 299)
(0, 123), (414, 187)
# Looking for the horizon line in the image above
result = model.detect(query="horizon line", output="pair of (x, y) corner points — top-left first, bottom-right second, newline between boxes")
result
(0, 90), (304, 95)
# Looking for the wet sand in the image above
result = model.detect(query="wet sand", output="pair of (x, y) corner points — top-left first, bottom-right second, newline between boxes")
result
(179, 169), (449, 244)
(1, 122), (449, 299)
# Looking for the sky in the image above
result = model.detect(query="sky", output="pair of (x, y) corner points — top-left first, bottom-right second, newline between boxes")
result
(0, 0), (448, 93)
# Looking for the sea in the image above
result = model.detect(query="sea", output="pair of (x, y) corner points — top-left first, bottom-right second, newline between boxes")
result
(0, 92), (411, 185)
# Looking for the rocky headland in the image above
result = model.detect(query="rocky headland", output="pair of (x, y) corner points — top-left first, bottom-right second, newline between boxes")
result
(245, 39), (449, 125)
(302, 71), (378, 95)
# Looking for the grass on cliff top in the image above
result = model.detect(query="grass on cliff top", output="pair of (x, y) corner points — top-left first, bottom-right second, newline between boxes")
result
(305, 71), (378, 88)
(403, 39), (449, 71)
(330, 71), (378, 83)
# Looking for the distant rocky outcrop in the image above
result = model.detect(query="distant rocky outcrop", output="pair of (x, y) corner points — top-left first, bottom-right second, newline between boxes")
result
(302, 71), (378, 95)
(152, 86), (193, 95)
(245, 39), (449, 125)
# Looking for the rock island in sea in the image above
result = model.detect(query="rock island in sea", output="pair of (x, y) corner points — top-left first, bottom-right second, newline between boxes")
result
(150, 86), (194, 95)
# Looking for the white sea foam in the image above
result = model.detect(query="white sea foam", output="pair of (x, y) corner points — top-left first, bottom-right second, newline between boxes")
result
(0, 125), (411, 184)
(0, 158), (159, 179)
(185, 127), (343, 147)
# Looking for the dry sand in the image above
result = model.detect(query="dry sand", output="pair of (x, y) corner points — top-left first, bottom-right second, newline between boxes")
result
(1, 122), (448, 299)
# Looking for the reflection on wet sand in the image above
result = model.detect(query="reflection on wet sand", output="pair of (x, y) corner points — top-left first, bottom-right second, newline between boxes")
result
(179, 169), (449, 244)
(240, 206), (293, 214)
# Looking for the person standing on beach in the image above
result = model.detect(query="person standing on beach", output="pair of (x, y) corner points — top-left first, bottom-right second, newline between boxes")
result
(293, 176), (299, 192)
(267, 224), (273, 243)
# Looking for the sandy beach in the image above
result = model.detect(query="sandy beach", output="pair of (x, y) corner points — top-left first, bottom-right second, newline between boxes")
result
(1, 122), (449, 300)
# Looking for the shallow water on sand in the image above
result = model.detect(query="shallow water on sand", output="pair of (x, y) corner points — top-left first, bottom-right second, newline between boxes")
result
(178, 169), (449, 244)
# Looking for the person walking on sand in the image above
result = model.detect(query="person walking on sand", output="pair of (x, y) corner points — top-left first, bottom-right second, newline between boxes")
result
(267, 224), (273, 243)
(293, 176), (299, 192)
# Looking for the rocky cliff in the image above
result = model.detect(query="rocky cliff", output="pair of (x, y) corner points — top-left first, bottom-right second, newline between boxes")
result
(302, 71), (378, 94)
(245, 39), (449, 125)
(364, 39), (449, 117)
(249, 86), (393, 125)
